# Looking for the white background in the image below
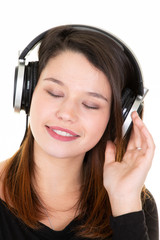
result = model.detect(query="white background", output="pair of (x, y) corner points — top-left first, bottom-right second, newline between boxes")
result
(0, 0), (159, 221)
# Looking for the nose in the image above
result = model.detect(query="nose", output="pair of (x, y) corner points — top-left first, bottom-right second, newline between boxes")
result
(56, 100), (78, 123)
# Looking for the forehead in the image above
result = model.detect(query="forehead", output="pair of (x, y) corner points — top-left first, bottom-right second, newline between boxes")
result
(39, 50), (112, 97)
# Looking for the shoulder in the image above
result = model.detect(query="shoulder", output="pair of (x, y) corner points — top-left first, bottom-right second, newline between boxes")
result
(143, 189), (158, 217)
(110, 190), (159, 240)
(0, 160), (7, 179)
(0, 160), (8, 201)
(143, 189), (159, 239)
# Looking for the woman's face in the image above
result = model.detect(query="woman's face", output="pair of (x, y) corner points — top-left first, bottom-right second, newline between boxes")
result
(30, 50), (112, 160)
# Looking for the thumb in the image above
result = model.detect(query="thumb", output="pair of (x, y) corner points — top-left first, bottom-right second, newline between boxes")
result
(104, 141), (116, 165)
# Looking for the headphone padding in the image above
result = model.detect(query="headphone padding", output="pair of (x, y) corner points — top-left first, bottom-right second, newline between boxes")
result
(21, 61), (39, 114)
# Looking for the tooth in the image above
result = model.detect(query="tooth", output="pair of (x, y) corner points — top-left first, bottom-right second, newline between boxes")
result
(53, 130), (73, 137)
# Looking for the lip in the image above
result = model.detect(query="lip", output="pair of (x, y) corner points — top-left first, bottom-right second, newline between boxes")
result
(45, 126), (80, 142)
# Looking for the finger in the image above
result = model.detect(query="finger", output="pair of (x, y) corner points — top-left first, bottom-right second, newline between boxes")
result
(132, 112), (152, 151)
(127, 123), (141, 151)
(141, 125), (155, 161)
(131, 112), (155, 163)
(104, 141), (116, 165)
(127, 112), (142, 151)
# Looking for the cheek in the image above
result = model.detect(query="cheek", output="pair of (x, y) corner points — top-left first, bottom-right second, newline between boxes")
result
(95, 115), (109, 138)
(85, 111), (110, 145)
(30, 86), (52, 116)
(29, 91), (48, 128)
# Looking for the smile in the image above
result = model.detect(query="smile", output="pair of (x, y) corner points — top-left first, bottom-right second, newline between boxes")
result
(45, 126), (80, 142)
(52, 129), (74, 137)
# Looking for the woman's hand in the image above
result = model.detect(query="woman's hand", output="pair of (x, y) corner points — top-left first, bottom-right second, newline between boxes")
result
(103, 111), (155, 216)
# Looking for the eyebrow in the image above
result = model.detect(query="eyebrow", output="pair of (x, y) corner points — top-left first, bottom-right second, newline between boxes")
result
(87, 92), (109, 102)
(44, 77), (109, 102)
(44, 78), (64, 86)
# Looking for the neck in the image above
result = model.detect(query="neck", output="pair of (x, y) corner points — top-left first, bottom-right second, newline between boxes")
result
(33, 141), (84, 201)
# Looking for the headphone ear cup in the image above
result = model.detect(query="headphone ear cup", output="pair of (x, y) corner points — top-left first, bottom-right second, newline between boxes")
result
(13, 65), (19, 109)
(122, 88), (136, 121)
(121, 88), (144, 138)
(21, 61), (39, 114)
(13, 60), (26, 112)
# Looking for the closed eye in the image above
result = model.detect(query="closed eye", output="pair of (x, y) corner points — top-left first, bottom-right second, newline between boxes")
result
(47, 90), (64, 98)
(83, 103), (99, 110)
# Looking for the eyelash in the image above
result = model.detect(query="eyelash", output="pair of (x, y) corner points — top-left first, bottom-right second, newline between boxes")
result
(83, 104), (99, 110)
(47, 91), (99, 110)
(47, 91), (63, 98)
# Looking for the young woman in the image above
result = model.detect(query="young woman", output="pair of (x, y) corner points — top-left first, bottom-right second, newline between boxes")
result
(0, 25), (159, 239)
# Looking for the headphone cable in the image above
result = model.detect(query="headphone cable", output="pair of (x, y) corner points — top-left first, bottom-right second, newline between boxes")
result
(20, 114), (29, 146)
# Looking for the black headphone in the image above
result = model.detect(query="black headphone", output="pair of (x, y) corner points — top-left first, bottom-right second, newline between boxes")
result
(13, 24), (148, 138)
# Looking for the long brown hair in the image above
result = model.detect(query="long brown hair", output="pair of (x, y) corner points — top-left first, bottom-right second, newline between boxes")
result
(3, 26), (144, 239)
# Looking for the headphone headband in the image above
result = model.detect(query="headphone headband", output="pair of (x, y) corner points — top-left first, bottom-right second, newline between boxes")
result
(18, 24), (143, 96)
